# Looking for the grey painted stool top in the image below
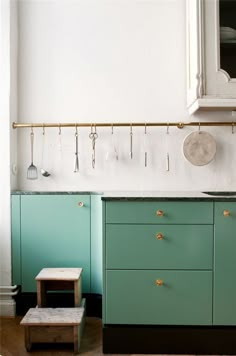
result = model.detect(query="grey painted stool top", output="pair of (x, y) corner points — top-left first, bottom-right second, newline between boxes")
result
(20, 307), (84, 326)
(35, 268), (83, 281)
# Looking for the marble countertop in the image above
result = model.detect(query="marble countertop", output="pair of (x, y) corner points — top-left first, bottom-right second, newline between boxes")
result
(11, 191), (101, 195)
(11, 190), (236, 201)
(101, 191), (236, 201)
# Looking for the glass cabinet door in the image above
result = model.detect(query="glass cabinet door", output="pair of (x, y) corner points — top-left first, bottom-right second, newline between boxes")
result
(220, 0), (236, 78)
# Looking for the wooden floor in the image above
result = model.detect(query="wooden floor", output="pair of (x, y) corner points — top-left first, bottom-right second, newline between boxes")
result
(1, 316), (103, 356)
(0, 315), (223, 356)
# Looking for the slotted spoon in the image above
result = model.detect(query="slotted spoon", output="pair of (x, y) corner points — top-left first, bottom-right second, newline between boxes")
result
(27, 129), (38, 180)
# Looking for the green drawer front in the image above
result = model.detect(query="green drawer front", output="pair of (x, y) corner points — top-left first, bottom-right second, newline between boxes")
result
(106, 224), (213, 270)
(106, 201), (213, 224)
(214, 202), (236, 325)
(105, 270), (212, 325)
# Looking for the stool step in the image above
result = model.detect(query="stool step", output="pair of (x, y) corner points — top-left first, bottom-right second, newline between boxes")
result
(20, 307), (84, 325)
(20, 299), (86, 354)
(35, 268), (83, 281)
(35, 268), (83, 307)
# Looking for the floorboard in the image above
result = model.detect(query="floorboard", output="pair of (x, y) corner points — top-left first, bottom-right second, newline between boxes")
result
(0, 316), (222, 356)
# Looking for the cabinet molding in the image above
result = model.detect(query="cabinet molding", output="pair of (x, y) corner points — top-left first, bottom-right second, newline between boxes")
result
(187, 0), (236, 114)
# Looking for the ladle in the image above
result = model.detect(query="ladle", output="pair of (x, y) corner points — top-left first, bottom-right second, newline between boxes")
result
(41, 126), (51, 177)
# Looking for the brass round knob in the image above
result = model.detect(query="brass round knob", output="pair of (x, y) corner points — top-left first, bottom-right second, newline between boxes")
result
(156, 210), (164, 217)
(156, 279), (163, 286)
(156, 233), (164, 240)
(78, 202), (84, 207)
(223, 209), (230, 217)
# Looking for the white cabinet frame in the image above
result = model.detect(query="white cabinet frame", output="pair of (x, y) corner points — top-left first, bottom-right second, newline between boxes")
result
(187, 0), (236, 114)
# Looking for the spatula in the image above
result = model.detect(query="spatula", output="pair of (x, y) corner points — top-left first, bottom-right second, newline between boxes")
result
(27, 128), (38, 180)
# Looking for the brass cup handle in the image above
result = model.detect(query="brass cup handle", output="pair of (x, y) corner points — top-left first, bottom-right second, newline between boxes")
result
(156, 210), (164, 217)
(78, 202), (84, 207)
(223, 209), (230, 217)
(156, 233), (164, 240)
(156, 279), (164, 286)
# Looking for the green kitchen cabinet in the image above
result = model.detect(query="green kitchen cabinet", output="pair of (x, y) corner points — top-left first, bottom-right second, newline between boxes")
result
(11, 193), (103, 295)
(103, 199), (214, 326)
(214, 202), (236, 325)
(21, 194), (91, 292)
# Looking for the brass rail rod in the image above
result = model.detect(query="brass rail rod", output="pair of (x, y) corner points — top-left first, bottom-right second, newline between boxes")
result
(12, 121), (236, 129)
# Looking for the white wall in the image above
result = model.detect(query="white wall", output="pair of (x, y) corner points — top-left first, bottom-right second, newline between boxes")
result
(0, 0), (16, 316)
(16, 0), (236, 192)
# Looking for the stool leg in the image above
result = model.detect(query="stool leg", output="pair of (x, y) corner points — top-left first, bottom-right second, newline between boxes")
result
(37, 280), (47, 307)
(24, 326), (32, 352)
(73, 325), (79, 354)
(74, 279), (81, 307)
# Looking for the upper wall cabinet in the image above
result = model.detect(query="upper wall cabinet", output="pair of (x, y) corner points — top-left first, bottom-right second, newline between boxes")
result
(186, 0), (236, 114)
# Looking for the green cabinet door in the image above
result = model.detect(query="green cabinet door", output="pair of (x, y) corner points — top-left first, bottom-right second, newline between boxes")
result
(11, 195), (21, 286)
(21, 195), (90, 293)
(105, 270), (212, 325)
(214, 202), (236, 325)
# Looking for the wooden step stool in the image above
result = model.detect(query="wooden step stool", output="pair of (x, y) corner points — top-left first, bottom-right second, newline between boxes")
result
(20, 299), (86, 354)
(35, 268), (83, 307)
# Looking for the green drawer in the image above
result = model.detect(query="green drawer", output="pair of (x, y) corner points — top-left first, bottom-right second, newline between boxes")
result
(106, 201), (213, 224)
(105, 270), (212, 325)
(106, 224), (213, 270)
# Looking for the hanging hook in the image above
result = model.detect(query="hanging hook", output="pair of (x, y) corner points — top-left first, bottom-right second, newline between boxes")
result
(144, 122), (147, 134)
(75, 123), (78, 136)
(111, 123), (114, 135)
(42, 124), (45, 136)
(58, 123), (61, 135)
(198, 122), (201, 133)
(232, 122), (235, 134)
(166, 123), (169, 135)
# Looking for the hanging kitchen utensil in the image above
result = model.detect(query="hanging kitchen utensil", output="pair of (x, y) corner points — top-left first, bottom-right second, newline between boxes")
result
(183, 124), (216, 166)
(166, 123), (170, 171)
(89, 124), (98, 169)
(129, 124), (133, 159)
(106, 125), (118, 162)
(74, 125), (79, 173)
(27, 127), (38, 180)
(143, 124), (148, 167)
(40, 125), (51, 177)
(58, 124), (62, 151)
